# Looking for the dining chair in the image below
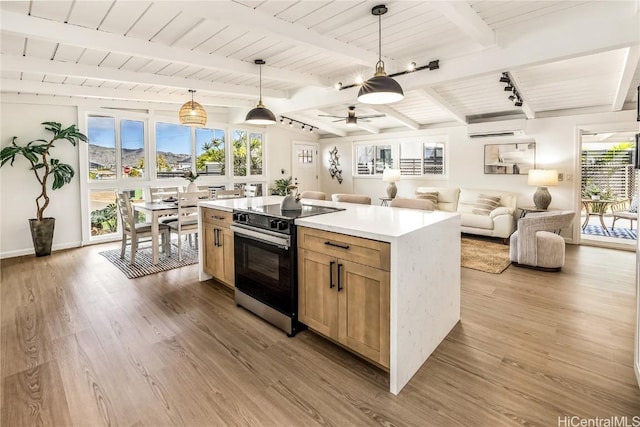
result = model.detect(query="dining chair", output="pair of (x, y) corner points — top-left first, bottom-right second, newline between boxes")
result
(148, 186), (182, 224)
(116, 191), (171, 265)
(215, 188), (244, 199)
(390, 198), (435, 211)
(300, 191), (327, 200)
(168, 190), (208, 261)
(331, 193), (371, 205)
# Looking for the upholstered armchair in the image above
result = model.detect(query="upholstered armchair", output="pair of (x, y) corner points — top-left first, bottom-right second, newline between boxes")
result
(509, 211), (575, 270)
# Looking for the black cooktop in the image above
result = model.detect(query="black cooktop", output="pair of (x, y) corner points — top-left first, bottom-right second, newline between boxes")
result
(240, 203), (344, 220)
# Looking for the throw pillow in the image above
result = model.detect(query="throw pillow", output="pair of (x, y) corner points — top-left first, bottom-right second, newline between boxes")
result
(415, 191), (438, 208)
(472, 194), (501, 216)
(629, 196), (638, 213)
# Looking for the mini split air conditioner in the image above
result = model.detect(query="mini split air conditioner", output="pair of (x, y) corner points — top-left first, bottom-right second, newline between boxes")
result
(467, 119), (527, 139)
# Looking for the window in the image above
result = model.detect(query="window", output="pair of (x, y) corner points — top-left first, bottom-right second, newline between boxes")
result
(232, 130), (264, 176)
(355, 144), (392, 175)
(121, 120), (145, 178)
(196, 127), (225, 175)
(88, 116), (116, 180)
(155, 122), (191, 178)
(400, 140), (445, 176)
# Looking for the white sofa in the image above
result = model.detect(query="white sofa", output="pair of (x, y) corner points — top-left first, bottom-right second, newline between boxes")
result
(416, 187), (518, 239)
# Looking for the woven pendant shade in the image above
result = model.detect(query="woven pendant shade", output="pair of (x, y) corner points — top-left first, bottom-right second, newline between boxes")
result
(179, 90), (207, 127)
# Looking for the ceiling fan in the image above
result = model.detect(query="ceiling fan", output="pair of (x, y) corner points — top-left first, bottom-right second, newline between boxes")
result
(319, 106), (385, 126)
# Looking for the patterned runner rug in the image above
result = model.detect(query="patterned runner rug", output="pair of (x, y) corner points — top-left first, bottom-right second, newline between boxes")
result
(461, 237), (511, 274)
(99, 242), (198, 279)
(582, 225), (636, 240)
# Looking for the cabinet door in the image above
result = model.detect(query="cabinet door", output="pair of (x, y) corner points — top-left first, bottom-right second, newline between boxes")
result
(220, 227), (235, 287)
(337, 260), (390, 368)
(203, 223), (218, 277)
(298, 249), (338, 338)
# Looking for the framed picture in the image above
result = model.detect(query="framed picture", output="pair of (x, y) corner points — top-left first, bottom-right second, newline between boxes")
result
(484, 142), (536, 175)
(637, 85), (640, 121)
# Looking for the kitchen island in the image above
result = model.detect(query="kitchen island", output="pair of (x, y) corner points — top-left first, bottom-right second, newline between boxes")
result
(198, 196), (461, 395)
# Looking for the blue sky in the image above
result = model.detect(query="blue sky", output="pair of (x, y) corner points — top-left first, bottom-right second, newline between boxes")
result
(88, 117), (225, 155)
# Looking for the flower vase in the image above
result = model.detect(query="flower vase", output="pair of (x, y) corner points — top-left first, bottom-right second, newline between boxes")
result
(281, 195), (302, 211)
(187, 181), (197, 192)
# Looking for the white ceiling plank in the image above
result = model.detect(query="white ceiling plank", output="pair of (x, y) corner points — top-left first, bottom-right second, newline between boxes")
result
(1, 79), (250, 108)
(612, 46), (640, 111)
(181, 1), (381, 68)
(0, 54), (286, 100)
(354, 123), (380, 134)
(505, 72), (536, 119)
(421, 88), (468, 124)
(1, 11), (327, 87)
(369, 105), (420, 130)
(430, 1), (495, 48)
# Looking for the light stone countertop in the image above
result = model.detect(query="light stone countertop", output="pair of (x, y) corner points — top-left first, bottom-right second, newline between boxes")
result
(199, 196), (460, 242)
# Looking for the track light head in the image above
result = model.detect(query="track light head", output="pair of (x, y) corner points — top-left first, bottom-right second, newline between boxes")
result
(499, 73), (510, 83)
(514, 100), (523, 107)
(334, 82), (343, 90)
(504, 85), (513, 91)
(408, 62), (417, 71)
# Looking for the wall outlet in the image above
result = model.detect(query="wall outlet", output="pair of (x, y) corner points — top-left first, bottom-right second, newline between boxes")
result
(558, 173), (564, 182)
(281, 168), (287, 175)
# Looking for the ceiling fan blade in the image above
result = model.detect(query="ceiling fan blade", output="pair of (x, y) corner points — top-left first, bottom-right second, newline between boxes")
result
(332, 119), (344, 122)
(319, 114), (345, 118)
(358, 114), (386, 119)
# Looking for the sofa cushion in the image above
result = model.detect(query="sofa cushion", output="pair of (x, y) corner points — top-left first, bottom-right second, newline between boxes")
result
(458, 188), (518, 214)
(460, 213), (494, 229)
(472, 194), (501, 216)
(415, 192), (438, 208)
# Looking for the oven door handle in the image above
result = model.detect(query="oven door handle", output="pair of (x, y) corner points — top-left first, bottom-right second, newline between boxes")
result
(230, 225), (290, 250)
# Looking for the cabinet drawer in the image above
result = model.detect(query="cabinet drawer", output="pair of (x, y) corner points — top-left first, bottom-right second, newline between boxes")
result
(297, 226), (390, 271)
(202, 207), (232, 227)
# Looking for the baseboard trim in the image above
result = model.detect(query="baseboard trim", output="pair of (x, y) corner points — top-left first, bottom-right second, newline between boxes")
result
(1, 241), (82, 259)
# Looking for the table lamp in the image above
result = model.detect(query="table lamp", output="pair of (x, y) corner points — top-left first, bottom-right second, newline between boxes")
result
(382, 168), (401, 198)
(528, 169), (558, 210)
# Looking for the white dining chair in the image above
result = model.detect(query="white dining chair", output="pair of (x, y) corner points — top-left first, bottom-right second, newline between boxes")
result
(168, 190), (208, 261)
(116, 191), (171, 264)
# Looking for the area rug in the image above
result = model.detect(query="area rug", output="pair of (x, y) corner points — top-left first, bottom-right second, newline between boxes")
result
(582, 224), (636, 240)
(460, 237), (511, 274)
(99, 242), (198, 279)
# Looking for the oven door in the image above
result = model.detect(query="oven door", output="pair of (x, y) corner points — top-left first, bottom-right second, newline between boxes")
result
(231, 225), (295, 316)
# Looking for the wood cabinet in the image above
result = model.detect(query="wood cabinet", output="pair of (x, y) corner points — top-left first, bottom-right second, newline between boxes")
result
(297, 226), (390, 368)
(202, 207), (235, 288)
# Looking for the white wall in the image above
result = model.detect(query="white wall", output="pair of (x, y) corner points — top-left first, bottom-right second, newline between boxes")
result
(1, 103), (81, 257)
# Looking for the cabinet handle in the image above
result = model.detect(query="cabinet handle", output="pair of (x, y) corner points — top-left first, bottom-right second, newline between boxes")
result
(329, 261), (335, 288)
(324, 241), (350, 250)
(217, 229), (222, 247)
(214, 228), (219, 247)
(337, 263), (343, 292)
(212, 215), (226, 220)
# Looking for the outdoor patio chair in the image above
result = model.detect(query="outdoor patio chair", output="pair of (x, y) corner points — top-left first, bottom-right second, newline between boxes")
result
(611, 197), (637, 230)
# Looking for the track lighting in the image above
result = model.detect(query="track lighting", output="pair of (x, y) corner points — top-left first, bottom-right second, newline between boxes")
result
(499, 71), (525, 108)
(334, 82), (343, 90)
(280, 116), (316, 133)
(336, 60), (439, 91)
(408, 62), (417, 71)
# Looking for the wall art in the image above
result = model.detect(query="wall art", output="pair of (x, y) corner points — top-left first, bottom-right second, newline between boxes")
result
(484, 142), (536, 175)
(328, 146), (343, 184)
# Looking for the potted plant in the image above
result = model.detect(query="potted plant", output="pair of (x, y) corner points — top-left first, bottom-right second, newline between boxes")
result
(183, 169), (199, 192)
(0, 122), (88, 256)
(269, 176), (292, 195)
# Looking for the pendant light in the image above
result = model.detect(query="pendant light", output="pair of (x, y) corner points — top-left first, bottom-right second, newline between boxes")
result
(357, 5), (404, 104)
(245, 59), (277, 125)
(179, 89), (207, 127)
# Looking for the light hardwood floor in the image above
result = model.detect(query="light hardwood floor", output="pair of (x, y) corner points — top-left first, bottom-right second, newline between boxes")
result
(1, 242), (639, 426)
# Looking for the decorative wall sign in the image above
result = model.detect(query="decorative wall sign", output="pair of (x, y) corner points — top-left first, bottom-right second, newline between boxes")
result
(484, 142), (536, 175)
(328, 146), (343, 184)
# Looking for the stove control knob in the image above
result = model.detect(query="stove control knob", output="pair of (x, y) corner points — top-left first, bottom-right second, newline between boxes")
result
(277, 221), (288, 231)
(234, 213), (249, 223)
(269, 219), (279, 229)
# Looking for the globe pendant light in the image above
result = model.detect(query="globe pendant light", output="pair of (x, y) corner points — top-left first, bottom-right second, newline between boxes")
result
(357, 5), (404, 104)
(179, 89), (207, 127)
(245, 59), (277, 125)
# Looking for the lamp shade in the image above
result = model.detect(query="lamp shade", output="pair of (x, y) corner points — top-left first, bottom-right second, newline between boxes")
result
(357, 74), (404, 104)
(382, 168), (401, 182)
(179, 92), (207, 127)
(245, 101), (277, 125)
(528, 169), (558, 186)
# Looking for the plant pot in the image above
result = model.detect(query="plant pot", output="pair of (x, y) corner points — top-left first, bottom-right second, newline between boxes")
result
(591, 195), (601, 201)
(29, 218), (55, 257)
(186, 181), (197, 192)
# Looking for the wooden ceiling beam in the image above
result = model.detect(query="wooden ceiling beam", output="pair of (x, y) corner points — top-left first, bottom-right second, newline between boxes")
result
(421, 88), (468, 124)
(505, 72), (535, 120)
(0, 11), (327, 88)
(367, 105), (420, 130)
(612, 46), (640, 111)
(430, 1), (495, 48)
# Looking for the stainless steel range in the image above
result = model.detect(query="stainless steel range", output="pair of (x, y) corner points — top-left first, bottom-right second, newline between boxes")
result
(231, 203), (343, 336)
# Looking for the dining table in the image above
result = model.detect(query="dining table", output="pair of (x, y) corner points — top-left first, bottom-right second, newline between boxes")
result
(133, 201), (179, 264)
